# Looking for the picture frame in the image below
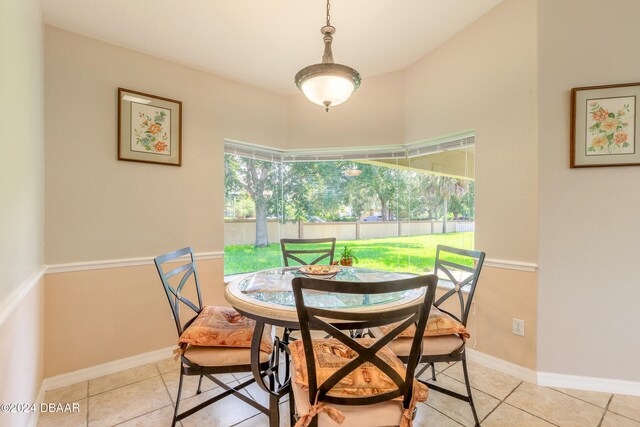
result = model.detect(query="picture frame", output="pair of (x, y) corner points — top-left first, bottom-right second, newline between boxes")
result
(570, 82), (640, 168)
(118, 88), (182, 166)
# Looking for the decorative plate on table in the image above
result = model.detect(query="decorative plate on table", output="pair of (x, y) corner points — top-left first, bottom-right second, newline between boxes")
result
(298, 265), (340, 279)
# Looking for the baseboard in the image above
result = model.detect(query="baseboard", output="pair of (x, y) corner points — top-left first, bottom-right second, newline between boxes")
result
(466, 348), (537, 384)
(537, 371), (640, 397)
(42, 346), (175, 391)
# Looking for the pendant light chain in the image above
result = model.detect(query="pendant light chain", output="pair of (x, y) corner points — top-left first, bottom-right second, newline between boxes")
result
(294, 0), (361, 111)
(326, 0), (331, 27)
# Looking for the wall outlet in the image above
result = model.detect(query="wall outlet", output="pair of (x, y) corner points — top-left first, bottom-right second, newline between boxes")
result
(512, 318), (525, 336)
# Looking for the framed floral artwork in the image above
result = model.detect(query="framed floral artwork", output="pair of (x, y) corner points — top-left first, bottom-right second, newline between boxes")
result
(118, 88), (182, 166)
(571, 82), (640, 168)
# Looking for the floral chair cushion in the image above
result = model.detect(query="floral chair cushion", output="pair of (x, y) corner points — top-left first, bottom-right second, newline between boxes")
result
(378, 306), (470, 339)
(289, 338), (428, 400)
(178, 306), (272, 354)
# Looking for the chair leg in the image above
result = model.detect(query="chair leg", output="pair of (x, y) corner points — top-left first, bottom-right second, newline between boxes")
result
(289, 389), (296, 427)
(196, 374), (204, 394)
(415, 362), (436, 381)
(461, 357), (480, 427)
(172, 369), (185, 427)
(268, 393), (280, 427)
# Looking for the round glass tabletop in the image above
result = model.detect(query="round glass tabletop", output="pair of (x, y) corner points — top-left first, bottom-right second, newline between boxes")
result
(236, 266), (420, 309)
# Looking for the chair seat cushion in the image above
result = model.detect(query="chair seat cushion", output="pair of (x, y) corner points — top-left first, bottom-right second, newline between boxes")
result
(377, 307), (470, 339)
(291, 365), (410, 427)
(368, 328), (465, 358)
(184, 344), (270, 367)
(179, 306), (272, 354)
(289, 338), (428, 401)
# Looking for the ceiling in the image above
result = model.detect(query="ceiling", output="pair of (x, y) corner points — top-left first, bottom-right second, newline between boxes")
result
(42, 0), (503, 95)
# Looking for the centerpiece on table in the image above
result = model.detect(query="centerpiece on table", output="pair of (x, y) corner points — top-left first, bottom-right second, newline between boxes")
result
(336, 245), (358, 267)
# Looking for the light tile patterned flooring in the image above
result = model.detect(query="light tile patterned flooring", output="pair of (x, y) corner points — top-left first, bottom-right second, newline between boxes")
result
(37, 357), (640, 427)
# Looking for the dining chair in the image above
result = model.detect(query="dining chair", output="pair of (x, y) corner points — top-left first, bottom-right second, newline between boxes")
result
(280, 238), (336, 266)
(370, 245), (486, 426)
(289, 274), (438, 427)
(280, 237), (337, 345)
(154, 247), (277, 426)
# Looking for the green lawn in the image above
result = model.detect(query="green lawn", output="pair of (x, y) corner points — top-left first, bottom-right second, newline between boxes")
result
(224, 232), (474, 275)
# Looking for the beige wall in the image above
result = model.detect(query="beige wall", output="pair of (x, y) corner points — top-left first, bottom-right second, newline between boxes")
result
(472, 267), (537, 369)
(537, 0), (640, 381)
(286, 70), (405, 149)
(45, 26), (288, 264)
(42, 2), (543, 378)
(8, 0), (639, 394)
(404, 0), (538, 263)
(44, 258), (225, 377)
(0, 0), (45, 423)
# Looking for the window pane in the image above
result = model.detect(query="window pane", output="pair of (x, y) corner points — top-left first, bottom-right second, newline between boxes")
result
(223, 142), (475, 276)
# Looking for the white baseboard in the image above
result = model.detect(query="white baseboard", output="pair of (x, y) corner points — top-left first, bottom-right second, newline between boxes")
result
(466, 348), (537, 384)
(42, 346), (175, 391)
(537, 371), (640, 397)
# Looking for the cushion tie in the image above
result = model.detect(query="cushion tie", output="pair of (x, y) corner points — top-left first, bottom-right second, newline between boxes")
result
(294, 391), (345, 427)
(173, 344), (186, 361)
(400, 383), (428, 427)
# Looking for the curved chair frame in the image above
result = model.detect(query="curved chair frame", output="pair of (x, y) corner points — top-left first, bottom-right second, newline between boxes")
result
(291, 274), (438, 426)
(280, 238), (336, 266)
(415, 245), (485, 426)
(155, 247), (283, 426)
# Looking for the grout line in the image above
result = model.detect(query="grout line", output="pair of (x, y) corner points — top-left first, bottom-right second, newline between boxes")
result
(501, 402), (560, 426)
(552, 387), (612, 410)
(422, 401), (465, 426)
(88, 374), (161, 398)
(479, 381), (523, 424)
(158, 364), (177, 406)
(599, 394), (640, 426)
(498, 383), (560, 426)
(111, 404), (174, 426)
(596, 395), (613, 427)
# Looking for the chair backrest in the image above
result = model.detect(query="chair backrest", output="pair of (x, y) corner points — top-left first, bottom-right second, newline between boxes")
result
(291, 274), (438, 408)
(280, 238), (336, 266)
(154, 247), (203, 337)
(432, 245), (485, 326)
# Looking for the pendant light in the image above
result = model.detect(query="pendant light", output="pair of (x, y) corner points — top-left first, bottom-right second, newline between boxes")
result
(295, 0), (361, 112)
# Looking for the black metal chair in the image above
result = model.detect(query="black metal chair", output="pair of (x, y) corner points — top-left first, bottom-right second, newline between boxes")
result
(280, 237), (338, 345)
(289, 274), (438, 426)
(280, 238), (336, 266)
(371, 245), (485, 426)
(154, 247), (279, 426)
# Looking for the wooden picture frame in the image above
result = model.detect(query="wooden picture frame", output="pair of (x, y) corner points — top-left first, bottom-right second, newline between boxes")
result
(118, 88), (182, 166)
(570, 82), (640, 168)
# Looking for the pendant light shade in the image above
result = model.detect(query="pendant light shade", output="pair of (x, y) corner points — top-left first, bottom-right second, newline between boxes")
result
(295, 1), (361, 111)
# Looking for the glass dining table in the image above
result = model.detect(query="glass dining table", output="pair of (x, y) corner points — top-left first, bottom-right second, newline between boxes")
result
(224, 266), (426, 427)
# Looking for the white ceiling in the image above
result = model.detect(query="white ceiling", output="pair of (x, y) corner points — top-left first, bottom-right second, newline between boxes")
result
(41, 0), (503, 95)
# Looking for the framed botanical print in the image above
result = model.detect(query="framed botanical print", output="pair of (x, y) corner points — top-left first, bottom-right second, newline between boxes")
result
(570, 82), (640, 168)
(118, 88), (182, 166)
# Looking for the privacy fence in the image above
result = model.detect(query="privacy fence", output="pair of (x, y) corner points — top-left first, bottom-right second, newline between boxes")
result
(224, 220), (475, 246)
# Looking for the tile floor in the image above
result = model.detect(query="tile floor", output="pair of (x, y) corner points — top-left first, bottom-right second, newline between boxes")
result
(37, 357), (640, 427)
